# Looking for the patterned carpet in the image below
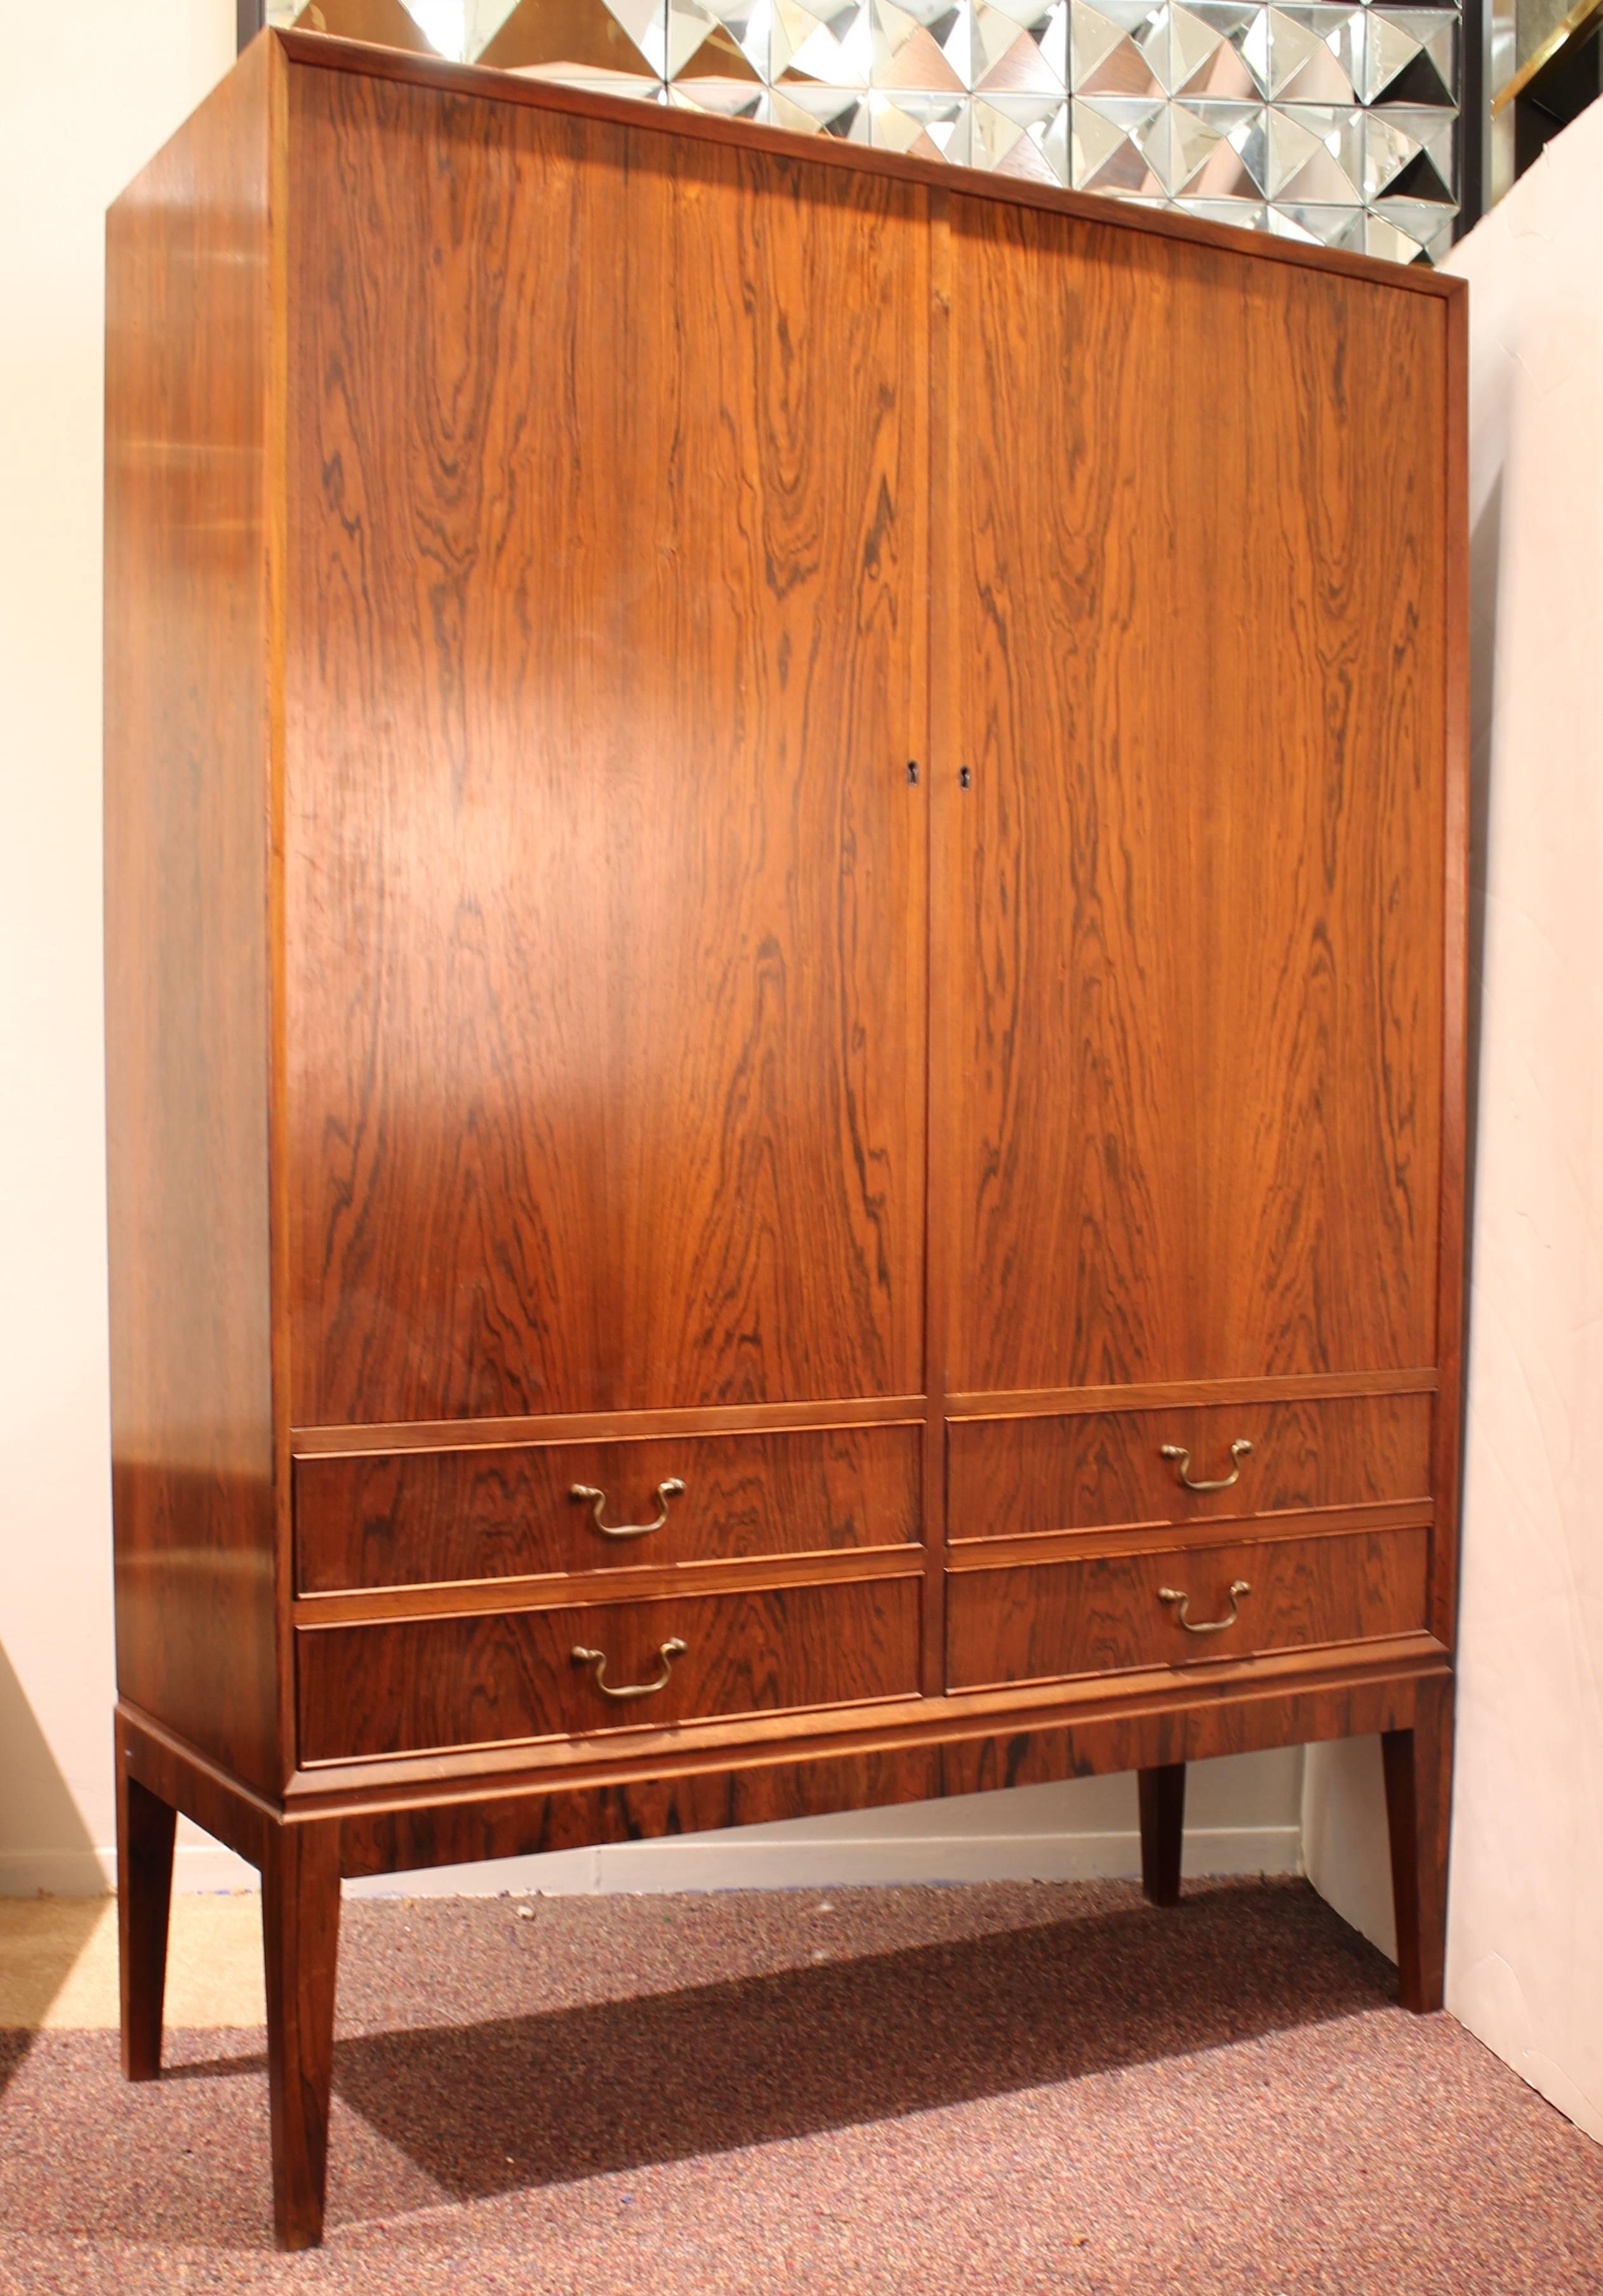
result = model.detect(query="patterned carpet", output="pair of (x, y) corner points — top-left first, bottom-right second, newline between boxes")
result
(1, 1876), (1599, 2293)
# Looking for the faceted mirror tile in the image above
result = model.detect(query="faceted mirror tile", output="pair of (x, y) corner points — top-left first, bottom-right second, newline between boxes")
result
(1365, 105), (1455, 201)
(1359, 208), (1440, 259)
(1070, 0), (1165, 96)
(1265, 100), (1364, 198)
(1169, 2), (1264, 95)
(868, 87), (970, 152)
(1362, 7), (1455, 103)
(475, 0), (665, 79)
(1263, 6), (1359, 101)
(1371, 192), (1456, 249)
(1126, 96), (1260, 189)
(1072, 91), (1167, 188)
(1183, 98), (1267, 189)
(768, 80), (873, 126)
(276, 0), (1461, 258)
(287, 0), (441, 47)
(973, 0), (1068, 93)
(772, 0), (874, 83)
(467, 0), (524, 46)
(667, 73), (771, 105)
(1269, 196), (1363, 242)
(665, 0), (769, 81)
(971, 90), (1071, 175)
(870, 0), (970, 90)
(1177, 193), (1268, 225)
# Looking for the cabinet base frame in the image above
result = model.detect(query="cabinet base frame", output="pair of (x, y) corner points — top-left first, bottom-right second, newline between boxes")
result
(115, 1655), (1453, 2250)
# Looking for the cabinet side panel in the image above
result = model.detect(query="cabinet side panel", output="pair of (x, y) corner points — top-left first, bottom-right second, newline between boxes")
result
(104, 37), (281, 1792)
(950, 206), (1447, 1393)
(283, 70), (928, 1427)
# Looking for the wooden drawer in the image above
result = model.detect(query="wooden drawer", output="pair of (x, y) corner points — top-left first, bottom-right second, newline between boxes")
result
(945, 1526), (1429, 1690)
(297, 1573), (922, 1762)
(948, 1393), (1431, 1544)
(296, 1424), (921, 1594)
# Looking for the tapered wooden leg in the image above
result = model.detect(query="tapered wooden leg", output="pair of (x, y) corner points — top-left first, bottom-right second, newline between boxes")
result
(1382, 1676), (1454, 2014)
(116, 1734), (176, 2082)
(262, 1820), (342, 2252)
(1138, 1762), (1187, 1907)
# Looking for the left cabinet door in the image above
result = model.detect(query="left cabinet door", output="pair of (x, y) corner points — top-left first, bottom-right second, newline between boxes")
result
(282, 75), (931, 1427)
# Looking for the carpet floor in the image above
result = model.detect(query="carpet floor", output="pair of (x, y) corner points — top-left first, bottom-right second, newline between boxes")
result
(1, 1875), (1599, 2294)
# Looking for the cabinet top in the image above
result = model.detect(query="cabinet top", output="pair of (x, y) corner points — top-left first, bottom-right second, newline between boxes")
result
(258, 26), (1461, 304)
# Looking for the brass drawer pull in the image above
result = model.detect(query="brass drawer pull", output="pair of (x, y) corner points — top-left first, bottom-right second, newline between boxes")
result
(570, 1477), (686, 1540)
(571, 1638), (688, 1700)
(1157, 1580), (1250, 1635)
(1159, 1438), (1252, 1492)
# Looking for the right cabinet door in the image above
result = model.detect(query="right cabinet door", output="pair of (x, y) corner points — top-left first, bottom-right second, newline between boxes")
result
(946, 200), (1450, 1398)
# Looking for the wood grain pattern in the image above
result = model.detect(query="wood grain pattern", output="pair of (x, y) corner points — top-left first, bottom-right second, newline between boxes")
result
(1138, 1763), (1185, 1907)
(296, 1423), (921, 1591)
(293, 1539), (924, 1627)
(1383, 1669), (1454, 2013)
(286, 1635), (1446, 1803)
(117, 1645), (1442, 2252)
(944, 1499), (1432, 1576)
(945, 1528), (1429, 1691)
(262, 1818), (342, 2250)
(947, 1367), (1437, 1420)
(948, 196), (1447, 1396)
(947, 1394), (1432, 1544)
(104, 34), (283, 1794)
(293, 1394), (924, 1456)
(1431, 284), (1473, 1652)
(284, 66), (928, 1425)
(319, 1652), (1447, 1867)
(109, 39), (1468, 2248)
(116, 1739), (176, 2082)
(296, 1575), (922, 1760)
(278, 30), (1464, 304)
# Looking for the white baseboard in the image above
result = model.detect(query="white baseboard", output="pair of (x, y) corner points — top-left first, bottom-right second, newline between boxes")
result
(0, 1825), (1300, 1900)
(0, 1843), (258, 1897)
(347, 1823), (1301, 1897)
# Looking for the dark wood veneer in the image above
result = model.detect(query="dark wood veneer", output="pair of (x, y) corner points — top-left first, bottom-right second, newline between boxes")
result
(107, 33), (1469, 2248)
(948, 194), (1447, 1398)
(948, 1394), (1432, 1544)
(296, 1422), (922, 1592)
(945, 1528), (1431, 1692)
(284, 70), (928, 1427)
(104, 34), (280, 1796)
(297, 1575), (922, 1762)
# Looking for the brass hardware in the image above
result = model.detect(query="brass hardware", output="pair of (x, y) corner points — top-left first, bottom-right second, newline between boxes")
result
(570, 1478), (686, 1540)
(570, 1638), (688, 1700)
(1157, 1580), (1251, 1635)
(1159, 1438), (1252, 1492)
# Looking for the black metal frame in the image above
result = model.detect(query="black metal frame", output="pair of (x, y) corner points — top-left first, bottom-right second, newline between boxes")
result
(1456, 0), (1488, 235)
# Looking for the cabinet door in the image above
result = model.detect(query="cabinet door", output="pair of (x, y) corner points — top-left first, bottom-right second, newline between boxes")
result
(284, 77), (929, 1425)
(946, 201), (1448, 1395)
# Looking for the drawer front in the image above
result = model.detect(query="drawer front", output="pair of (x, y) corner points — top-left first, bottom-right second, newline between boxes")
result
(298, 1573), (922, 1761)
(945, 1528), (1429, 1690)
(296, 1424), (922, 1594)
(948, 1394), (1431, 1544)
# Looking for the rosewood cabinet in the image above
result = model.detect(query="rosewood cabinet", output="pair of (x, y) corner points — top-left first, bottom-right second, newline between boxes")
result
(105, 27), (1467, 2251)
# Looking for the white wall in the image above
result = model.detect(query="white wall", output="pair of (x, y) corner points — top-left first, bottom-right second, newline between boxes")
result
(1306, 107), (1603, 2144)
(0, 0), (1302, 1899)
(0, 1), (239, 1895)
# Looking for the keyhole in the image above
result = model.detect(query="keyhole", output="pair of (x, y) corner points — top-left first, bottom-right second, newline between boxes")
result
(906, 761), (919, 785)
(959, 765), (972, 790)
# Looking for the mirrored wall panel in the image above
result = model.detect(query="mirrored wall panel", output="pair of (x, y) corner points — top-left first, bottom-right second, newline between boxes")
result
(269, 0), (1459, 258)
